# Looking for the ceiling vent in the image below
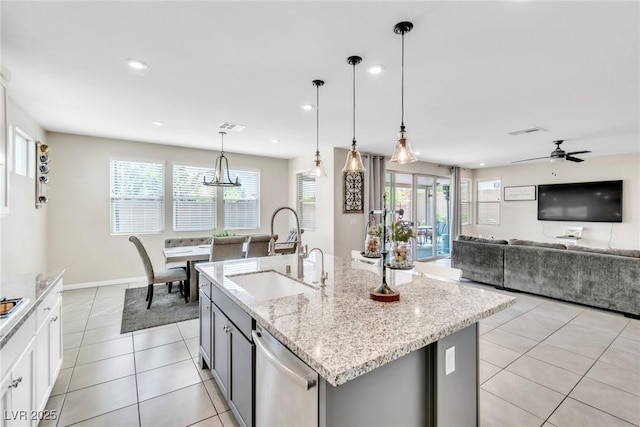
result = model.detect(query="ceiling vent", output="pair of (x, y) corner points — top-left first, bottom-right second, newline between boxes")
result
(219, 122), (246, 132)
(508, 126), (547, 136)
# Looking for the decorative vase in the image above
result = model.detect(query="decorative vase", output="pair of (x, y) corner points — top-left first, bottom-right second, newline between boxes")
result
(364, 235), (381, 257)
(389, 240), (413, 269)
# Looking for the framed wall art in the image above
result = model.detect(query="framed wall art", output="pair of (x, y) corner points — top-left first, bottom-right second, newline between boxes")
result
(343, 171), (364, 213)
(504, 185), (536, 201)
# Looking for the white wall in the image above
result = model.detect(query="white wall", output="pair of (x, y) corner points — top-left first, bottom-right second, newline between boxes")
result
(45, 132), (290, 285)
(288, 152), (335, 255)
(0, 98), (48, 276)
(470, 153), (640, 249)
(332, 148), (364, 259)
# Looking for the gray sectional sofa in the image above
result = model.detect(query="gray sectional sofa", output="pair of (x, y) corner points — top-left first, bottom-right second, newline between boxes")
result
(452, 236), (640, 317)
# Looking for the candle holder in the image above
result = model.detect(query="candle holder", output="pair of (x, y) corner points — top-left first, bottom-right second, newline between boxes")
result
(369, 194), (400, 302)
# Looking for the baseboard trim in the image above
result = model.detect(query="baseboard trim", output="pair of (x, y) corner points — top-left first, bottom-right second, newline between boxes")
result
(63, 276), (146, 290)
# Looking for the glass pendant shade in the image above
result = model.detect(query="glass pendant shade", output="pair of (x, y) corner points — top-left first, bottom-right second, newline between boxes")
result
(203, 132), (241, 187)
(389, 21), (418, 165)
(342, 143), (366, 172)
(311, 150), (327, 177)
(390, 126), (417, 164)
(342, 56), (366, 173)
(309, 79), (327, 178)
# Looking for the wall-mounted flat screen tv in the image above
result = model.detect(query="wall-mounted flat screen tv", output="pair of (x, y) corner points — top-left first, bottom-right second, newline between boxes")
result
(537, 180), (623, 222)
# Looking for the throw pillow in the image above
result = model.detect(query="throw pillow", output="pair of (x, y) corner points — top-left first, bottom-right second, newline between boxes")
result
(509, 239), (566, 250)
(568, 246), (640, 258)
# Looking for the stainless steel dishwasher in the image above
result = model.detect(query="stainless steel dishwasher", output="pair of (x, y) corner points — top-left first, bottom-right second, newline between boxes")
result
(252, 326), (318, 427)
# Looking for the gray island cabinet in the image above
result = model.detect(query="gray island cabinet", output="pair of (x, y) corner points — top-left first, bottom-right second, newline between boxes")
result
(196, 256), (514, 427)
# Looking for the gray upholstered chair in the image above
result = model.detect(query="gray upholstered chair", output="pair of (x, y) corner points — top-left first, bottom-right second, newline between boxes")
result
(209, 236), (246, 261)
(274, 228), (298, 255)
(129, 235), (188, 309)
(244, 234), (276, 258)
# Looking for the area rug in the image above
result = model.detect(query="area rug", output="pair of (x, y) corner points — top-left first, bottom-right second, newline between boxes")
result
(120, 285), (199, 333)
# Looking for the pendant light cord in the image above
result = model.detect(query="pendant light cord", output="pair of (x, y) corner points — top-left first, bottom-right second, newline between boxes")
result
(316, 83), (320, 152)
(401, 30), (405, 127)
(352, 61), (356, 146)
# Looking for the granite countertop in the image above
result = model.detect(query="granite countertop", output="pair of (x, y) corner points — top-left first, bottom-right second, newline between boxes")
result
(0, 270), (65, 349)
(197, 256), (514, 386)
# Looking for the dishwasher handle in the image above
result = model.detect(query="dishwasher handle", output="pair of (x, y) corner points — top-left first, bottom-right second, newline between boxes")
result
(252, 330), (317, 390)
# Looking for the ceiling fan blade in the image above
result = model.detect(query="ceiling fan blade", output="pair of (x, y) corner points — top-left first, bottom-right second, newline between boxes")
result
(565, 156), (584, 163)
(511, 156), (549, 164)
(566, 150), (591, 156)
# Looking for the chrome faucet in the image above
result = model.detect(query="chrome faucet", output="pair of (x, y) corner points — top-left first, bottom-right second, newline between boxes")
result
(268, 207), (306, 280)
(307, 247), (328, 286)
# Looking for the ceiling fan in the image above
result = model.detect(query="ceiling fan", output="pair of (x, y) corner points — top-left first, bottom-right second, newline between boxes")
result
(512, 140), (592, 164)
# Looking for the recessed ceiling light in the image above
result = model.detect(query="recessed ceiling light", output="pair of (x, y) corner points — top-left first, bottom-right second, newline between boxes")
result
(367, 65), (384, 74)
(301, 104), (314, 111)
(480, 163), (485, 166)
(126, 59), (148, 71)
(414, 151), (421, 155)
(152, 121), (163, 126)
(270, 139), (280, 144)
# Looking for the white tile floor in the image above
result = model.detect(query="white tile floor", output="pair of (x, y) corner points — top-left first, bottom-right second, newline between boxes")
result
(45, 276), (640, 427)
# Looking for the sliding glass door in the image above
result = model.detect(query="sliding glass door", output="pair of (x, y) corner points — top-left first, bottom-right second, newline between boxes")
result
(386, 172), (451, 261)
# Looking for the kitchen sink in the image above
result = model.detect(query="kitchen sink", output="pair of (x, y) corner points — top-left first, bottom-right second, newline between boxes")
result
(227, 270), (316, 302)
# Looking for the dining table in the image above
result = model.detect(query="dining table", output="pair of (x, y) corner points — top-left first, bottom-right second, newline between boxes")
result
(163, 245), (210, 302)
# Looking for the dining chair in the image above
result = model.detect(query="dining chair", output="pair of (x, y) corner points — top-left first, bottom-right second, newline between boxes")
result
(209, 236), (246, 261)
(244, 234), (276, 258)
(413, 261), (462, 282)
(129, 235), (188, 309)
(274, 228), (298, 255)
(163, 236), (211, 292)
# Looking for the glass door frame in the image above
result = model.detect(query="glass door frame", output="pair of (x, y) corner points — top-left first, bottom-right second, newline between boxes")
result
(386, 171), (452, 261)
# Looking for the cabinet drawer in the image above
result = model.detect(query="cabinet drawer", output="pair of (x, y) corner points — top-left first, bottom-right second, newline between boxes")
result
(1, 315), (36, 379)
(36, 282), (63, 328)
(199, 274), (212, 299)
(210, 285), (254, 341)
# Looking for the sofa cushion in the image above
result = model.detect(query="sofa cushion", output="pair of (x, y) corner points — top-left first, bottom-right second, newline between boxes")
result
(568, 245), (640, 258)
(456, 235), (508, 245)
(508, 239), (566, 250)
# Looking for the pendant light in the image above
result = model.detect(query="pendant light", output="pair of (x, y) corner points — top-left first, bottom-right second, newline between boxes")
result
(342, 55), (366, 173)
(203, 131), (241, 187)
(390, 21), (417, 164)
(310, 79), (327, 177)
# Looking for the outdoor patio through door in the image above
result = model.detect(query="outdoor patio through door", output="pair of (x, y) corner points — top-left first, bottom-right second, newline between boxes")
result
(386, 172), (451, 261)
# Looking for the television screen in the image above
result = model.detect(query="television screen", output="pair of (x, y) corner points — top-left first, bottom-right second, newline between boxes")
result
(537, 180), (623, 222)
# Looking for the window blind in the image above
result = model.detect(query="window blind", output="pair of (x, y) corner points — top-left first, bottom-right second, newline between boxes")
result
(223, 169), (259, 229)
(173, 164), (217, 231)
(296, 172), (316, 231)
(477, 178), (501, 225)
(461, 178), (472, 225)
(110, 160), (164, 233)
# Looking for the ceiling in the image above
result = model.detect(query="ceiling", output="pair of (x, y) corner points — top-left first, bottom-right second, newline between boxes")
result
(2, 1), (638, 168)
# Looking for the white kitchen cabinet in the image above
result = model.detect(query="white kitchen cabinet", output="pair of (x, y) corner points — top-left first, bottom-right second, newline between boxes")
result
(0, 276), (63, 427)
(35, 297), (62, 412)
(1, 339), (36, 427)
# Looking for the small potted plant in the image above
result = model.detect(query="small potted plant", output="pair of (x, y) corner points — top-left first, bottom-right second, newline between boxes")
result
(364, 223), (383, 257)
(388, 221), (415, 269)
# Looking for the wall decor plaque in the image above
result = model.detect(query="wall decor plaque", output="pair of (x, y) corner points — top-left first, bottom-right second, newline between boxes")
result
(504, 185), (536, 201)
(343, 171), (364, 213)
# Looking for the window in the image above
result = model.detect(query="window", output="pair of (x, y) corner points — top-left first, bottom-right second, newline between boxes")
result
(14, 130), (35, 178)
(477, 178), (501, 225)
(110, 160), (164, 233)
(173, 165), (216, 231)
(296, 172), (316, 230)
(461, 178), (472, 225)
(223, 169), (259, 229)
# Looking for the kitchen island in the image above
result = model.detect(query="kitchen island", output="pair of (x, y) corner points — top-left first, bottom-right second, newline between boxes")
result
(196, 255), (514, 427)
